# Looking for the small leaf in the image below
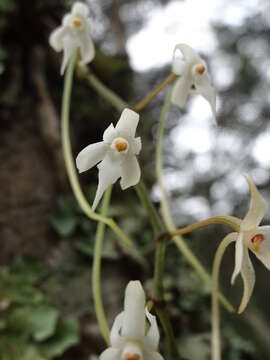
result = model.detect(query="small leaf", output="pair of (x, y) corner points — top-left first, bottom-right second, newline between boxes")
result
(0, 0), (16, 11)
(21, 347), (46, 360)
(49, 215), (77, 237)
(40, 318), (79, 358)
(0, 318), (6, 330)
(8, 305), (59, 342)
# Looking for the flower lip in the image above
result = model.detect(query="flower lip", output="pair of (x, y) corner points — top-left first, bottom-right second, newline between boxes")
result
(250, 233), (265, 252)
(124, 354), (141, 360)
(72, 16), (83, 29)
(192, 63), (206, 76)
(121, 341), (143, 360)
(111, 137), (129, 154)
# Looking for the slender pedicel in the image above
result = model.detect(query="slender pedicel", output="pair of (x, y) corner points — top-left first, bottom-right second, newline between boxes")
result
(162, 215), (241, 241)
(133, 73), (178, 113)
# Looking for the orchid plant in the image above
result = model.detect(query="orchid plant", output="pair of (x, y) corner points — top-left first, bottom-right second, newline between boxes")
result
(49, 2), (268, 360)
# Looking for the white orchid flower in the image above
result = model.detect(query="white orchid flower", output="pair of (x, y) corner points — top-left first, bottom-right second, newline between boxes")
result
(99, 281), (164, 360)
(76, 108), (141, 211)
(49, 1), (95, 75)
(224, 175), (269, 313)
(171, 44), (216, 123)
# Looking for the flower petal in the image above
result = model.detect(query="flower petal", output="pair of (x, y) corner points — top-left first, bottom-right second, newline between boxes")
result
(76, 141), (107, 173)
(115, 108), (140, 138)
(238, 247), (255, 313)
(110, 311), (124, 347)
(194, 73), (216, 124)
(99, 348), (121, 360)
(122, 281), (146, 338)
(133, 137), (142, 155)
(249, 226), (270, 270)
(144, 308), (160, 351)
(49, 26), (66, 52)
(72, 1), (89, 17)
(241, 175), (267, 231)
(171, 74), (192, 108)
(92, 154), (121, 211)
(172, 58), (187, 76)
(120, 156), (141, 190)
(173, 43), (201, 63)
(61, 36), (78, 75)
(231, 232), (244, 285)
(63, 14), (72, 27)
(103, 123), (117, 143)
(144, 351), (165, 360)
(78, 31), (95, 65)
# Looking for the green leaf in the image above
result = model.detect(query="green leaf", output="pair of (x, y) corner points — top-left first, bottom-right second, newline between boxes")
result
(49, 215), (77, 237)
(0, 318), (6, 330)
(74, 237), (118, 259)
(40, 318), (79, 358)
(74, 238), (95, 256)
(8, 305), (59, 341)
(11, 257), (47, 285)
(0, 0), (16, 11)
(0, 336), (43, 360)
(21, 347), (46, 360)
(0, 284), (44, 306)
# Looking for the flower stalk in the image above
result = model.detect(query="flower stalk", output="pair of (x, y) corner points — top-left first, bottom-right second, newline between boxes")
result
(133, 73), (178, 113)
(135, 181), (164, 235)
(78, 64), (177, 114)
(86, 71), (127, 112)
(211, 234), (235, 360)
(92, 186), (112, 346)
(162, 215), (241, 239)
(135, 182), (179, 359)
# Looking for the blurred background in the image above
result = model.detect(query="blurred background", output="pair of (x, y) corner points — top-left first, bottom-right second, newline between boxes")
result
(1, 0), (270, 359)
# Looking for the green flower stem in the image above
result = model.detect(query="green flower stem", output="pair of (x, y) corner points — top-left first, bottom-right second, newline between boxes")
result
(168, 216), (241, 238)
(86, 72), (127, 112)
(135, 182), (166, 300)
(155, 305), (181, 360)
(136, 182), (179, 360)
(156, 89), (174, 226)
(135, 181), (164, 235)
(155, 89), (234, 314)
(211, 235), (235, 360)
(61, 55), (132, 248)
(92, 187), (112, 346)
(133, 73), (178, 113)
(84, 67), (177, 114)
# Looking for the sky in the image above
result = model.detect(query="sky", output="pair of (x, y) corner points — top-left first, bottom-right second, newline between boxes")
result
(127, 0), (262, 72)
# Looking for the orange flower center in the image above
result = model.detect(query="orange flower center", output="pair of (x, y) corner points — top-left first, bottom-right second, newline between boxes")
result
(124, 355), (140, 360)
(72, 17), (82, 28)
(251, 233), (265, 252)
(196, 64), (206, 75)
(112, 137), (128, 153)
